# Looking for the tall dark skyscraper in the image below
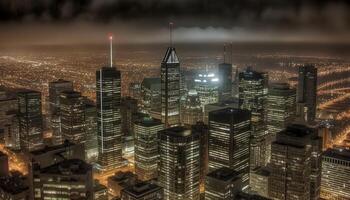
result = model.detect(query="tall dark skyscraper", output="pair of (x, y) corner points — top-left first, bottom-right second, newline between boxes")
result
(96, 36), (123, 170)
(218, 63), (232, 101)
(160, 26), (181, 128)
(84, 101), (98, 163)
(269, 124), (322, 200)
(238, 67), (268, 169)
(17, 90), (43, 152)
(218, 45), (233, 101)
(208, 108), (251, 190)
(297, 65), (317, 124)
(158, 126), (201, 199)
(59, 90), (85, 145)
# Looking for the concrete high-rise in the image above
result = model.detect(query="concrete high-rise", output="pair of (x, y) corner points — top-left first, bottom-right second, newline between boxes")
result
(269, 124), (322, 200)
(297, 65), (317, 124)
(208, 108), (251, 190)
(17, 90), (43, 152)
(134, 117), (164, 181)
(238, 67), (268, 169)
(158, 126), (201, 199)
(161, 47), (181, 127)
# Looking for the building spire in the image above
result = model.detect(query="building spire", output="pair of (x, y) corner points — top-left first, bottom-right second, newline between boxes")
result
(230, 42), (233, 64)
(109, 34), (113, 67)
(169, 22), (173, 47)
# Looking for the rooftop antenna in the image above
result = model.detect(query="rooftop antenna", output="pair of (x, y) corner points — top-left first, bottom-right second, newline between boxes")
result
(109, 34), (113, 67)
(223, 43), (226, 63)
(230, 42), (233, 64)
(169, 22), (173, 47)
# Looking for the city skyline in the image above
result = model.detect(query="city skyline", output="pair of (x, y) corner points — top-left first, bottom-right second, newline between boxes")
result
(0, 1), (349, 200)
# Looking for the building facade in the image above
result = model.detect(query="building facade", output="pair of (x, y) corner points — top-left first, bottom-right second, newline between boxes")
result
(17, 90), (43, 152)
(96, 67), (124, 170)
(161, 47), (181, 127)
(134, 117), (164, 181)
(238, 67), (268, 169)
(297, 65), (317, 124)
(194, 71), (220, 108)
(59, 91), (86, 145)
(321, 148), (350, 200)
(181, 90), (203, 127)
(266, 82), (296, 162)
(208, 108), (251, 190)
(269, 124), (322, 200)
(48, 79), (74, 145)
(158, 127), (201, 199)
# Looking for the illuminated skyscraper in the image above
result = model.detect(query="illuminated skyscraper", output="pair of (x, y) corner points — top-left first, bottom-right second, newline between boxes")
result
(269, 124), (322, 200)
(321, 148), (350, 199)
(158, 126), (201, 199)
(48, 79), (73, 145)
(266, 82), (296, 162)
(208, 108), (251, 190)
(17, 90), (43, 152)
(194, 71), (220, 108)
(181, 90), (203, 126)
(134, 117), (164, 181)
(238, 67), (268, 169)
(96, 36), (123, 170)
(59, 91), (85, 145)
(297, 65), (317, 124)
(161, 46), (181, 127)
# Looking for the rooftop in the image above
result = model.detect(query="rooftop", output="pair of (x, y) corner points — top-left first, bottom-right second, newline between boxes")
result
(323, 148), (350, 162)
(207, 167), (241, 182)
(209, 107), (251, 124)
(135, 117), (162, 127)
(40, 159), (91, 175)
(159, 126), (193, 138)
(123, 182), (162, 197)
(30, 140), (75, 156)
(0, 174), (28, 195)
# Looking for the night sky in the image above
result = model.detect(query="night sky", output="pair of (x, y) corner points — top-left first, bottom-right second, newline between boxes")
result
(0, 0), (349, 45)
